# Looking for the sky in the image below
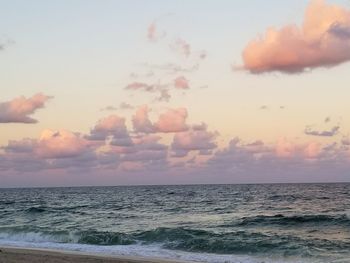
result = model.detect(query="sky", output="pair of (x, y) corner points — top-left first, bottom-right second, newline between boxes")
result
(1, 0), (350, 187)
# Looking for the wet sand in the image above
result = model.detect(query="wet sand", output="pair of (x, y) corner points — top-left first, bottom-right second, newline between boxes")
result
(0, 246), (192, 263)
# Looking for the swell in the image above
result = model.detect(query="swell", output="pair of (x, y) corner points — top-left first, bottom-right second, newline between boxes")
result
(220, 214), (350, 227)
(24, 205), (93, 214)
(26, 207), (47, 213)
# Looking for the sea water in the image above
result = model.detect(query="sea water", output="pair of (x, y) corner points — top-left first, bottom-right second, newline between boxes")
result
(0, 183), (349, 262)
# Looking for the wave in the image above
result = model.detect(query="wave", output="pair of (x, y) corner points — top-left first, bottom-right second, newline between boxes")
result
(0, 229), (71, 243)
(234, 214), (350, 227)
(0, 200), (16, 205)
(1, 227), (349, 257)
(24, 205), (96, 214)
(26, 207), (47, 213)
(78, 231), (134, 245)
(0, 241), (291, 263)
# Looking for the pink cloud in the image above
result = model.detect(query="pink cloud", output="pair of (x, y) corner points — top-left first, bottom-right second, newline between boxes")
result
(147, 21), (166, 42)
(132, 105), (155, 133)
(171, 129), (218, 157)
(2, 130), (91, 160)
(155, 108), (188, 133)
(303, 141), (321, 159)
(0, 93), (52, 123)
(204, 137), (349, 183)
(132, 106), (189, 134)
(3, 129), (120, 172)
(276, 138), (296, 158)
(147, 22), (157, 41)
(3, 138), (37, 154)
(244, 140), (272, 154)
(174, 76), (189, 89)
(117, 134), (168, 171)
(87, 115), (128, 141)
(275, 138), (321, 159)
(94, 115), (126, 132)
(242, 0), (350, 73)
(36, 129), (88, 159)
(132, 134), (167, 151)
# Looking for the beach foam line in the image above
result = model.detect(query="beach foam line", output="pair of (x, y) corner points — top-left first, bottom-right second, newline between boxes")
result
(0, 240), (313, 263)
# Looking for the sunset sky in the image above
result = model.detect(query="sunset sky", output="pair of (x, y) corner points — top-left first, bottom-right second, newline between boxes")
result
(1, 0), (350, 187)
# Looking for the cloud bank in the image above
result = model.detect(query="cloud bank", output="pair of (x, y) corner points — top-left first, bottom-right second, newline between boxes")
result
(1, 115), (349, 184)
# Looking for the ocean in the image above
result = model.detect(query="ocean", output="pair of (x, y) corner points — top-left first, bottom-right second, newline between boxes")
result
(0, 183), (349, 263)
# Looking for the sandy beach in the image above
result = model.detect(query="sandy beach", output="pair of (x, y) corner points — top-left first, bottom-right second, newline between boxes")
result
(0, 247), (192, 263)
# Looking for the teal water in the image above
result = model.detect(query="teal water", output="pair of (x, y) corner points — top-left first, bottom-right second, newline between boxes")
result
(0, 183), (349, 262)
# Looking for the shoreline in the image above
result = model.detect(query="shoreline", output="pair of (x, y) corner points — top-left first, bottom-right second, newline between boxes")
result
(0, 246), (193, 263)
